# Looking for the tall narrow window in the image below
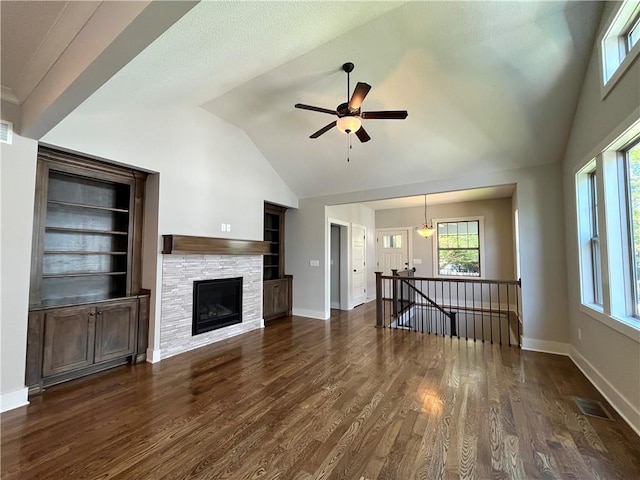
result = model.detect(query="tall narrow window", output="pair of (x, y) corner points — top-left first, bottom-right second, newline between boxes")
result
(625, 140), (640, 316)
(589, 172), (603, 305)
(436, 220), (481, 277)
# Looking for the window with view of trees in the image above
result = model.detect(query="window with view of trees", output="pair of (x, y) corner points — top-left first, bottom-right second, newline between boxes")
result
(436, 220), (480, 277)
(575, 129), (640, 334)
(625, 140), (640, 316)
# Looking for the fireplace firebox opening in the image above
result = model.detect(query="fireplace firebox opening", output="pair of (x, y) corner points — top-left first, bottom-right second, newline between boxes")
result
(193, 277), (242, 335)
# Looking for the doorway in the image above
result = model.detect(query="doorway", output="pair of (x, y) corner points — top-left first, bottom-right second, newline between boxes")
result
(376, 228), (410, 298)
(329, 222), (349, 310)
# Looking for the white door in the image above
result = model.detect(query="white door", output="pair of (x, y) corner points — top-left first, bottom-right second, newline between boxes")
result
(376, 229), (409, 298)
(352, 223), (366, 307)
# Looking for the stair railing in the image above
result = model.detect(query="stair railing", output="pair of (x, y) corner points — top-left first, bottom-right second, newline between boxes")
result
(375, 271), (522, 347)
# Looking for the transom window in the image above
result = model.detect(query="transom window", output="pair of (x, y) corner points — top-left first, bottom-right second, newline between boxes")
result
(436, 220), (480, 277)
(600, 1), (640, 92)
(625, 10), (640, 52)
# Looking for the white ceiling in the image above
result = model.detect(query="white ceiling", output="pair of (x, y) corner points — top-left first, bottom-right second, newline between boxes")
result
(2, 1), (604, 201)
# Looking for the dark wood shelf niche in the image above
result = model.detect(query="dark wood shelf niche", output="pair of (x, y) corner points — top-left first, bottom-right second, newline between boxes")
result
(263, 202), (292, 321)
(26, 146), (150, 395)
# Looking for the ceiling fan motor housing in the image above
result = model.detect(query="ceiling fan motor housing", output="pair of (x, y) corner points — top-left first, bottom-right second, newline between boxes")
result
(336, 102), (355, 118)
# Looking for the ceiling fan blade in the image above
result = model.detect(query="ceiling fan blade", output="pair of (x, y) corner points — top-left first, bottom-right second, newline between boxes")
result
(348, 82), (371, 111)
(354, 126), (371, 143)
(310, 121), (337, 138)
(295, 103), (336, 115)
(361, 110), (408, 120)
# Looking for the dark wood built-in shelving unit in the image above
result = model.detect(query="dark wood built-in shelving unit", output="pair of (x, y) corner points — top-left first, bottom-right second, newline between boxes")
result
(263, 202), (292, 321)
(26, 146), (150, 394)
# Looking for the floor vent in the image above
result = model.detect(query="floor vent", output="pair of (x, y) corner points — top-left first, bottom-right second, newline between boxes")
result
(573, 396), (614, 420)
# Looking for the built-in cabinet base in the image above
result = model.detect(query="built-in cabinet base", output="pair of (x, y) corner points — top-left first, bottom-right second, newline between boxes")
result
(263, 276), (292, 321)
(26, 293), (149, 395)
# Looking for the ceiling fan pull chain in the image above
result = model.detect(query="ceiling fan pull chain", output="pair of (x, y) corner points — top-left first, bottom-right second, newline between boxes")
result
(347, 135), (350, 162)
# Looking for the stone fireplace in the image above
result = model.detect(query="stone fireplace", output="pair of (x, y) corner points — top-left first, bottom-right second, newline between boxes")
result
(160, 235), (269, 359)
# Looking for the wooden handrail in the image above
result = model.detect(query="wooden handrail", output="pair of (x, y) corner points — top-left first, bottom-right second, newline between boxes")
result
(380, 274), (521, 286)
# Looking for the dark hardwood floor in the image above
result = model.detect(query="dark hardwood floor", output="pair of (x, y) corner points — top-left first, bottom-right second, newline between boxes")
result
(2, 302), (639, 479)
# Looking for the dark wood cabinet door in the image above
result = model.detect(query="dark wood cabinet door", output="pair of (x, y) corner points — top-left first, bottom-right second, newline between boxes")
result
(263, 281), (276, 319)
(94, 299), (137, 363)
(272, 281), (289, 315)
(263, 278), (291, 321)
(42, 306), (95, 377)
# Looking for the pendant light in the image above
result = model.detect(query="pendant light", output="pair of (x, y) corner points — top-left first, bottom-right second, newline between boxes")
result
(415, 194), (435, 238)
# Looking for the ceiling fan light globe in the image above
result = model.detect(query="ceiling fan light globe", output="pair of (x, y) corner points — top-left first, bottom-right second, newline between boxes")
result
(336, 116), (361, 134)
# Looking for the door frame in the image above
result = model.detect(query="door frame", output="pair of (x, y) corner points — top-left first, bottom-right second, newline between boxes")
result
(327, 218), (351, 311)
(351, 222), (367, 308)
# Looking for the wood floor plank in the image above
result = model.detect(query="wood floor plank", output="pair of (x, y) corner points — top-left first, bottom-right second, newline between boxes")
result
(2, 303), (639, 480)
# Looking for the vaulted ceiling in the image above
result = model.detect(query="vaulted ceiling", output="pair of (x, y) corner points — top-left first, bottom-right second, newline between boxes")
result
(1, 1), (604, 199)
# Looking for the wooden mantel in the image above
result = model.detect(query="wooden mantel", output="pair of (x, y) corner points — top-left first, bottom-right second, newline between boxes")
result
(162, 235), (270, 255)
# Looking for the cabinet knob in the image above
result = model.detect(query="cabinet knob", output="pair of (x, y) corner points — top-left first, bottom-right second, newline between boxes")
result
(97, 311), (103, 315)
(88, 312), (96, 317)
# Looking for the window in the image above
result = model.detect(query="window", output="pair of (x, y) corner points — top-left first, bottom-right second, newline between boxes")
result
(600, 1), (640, 94)
(435, 219), (482, 277)
(382, 234), (402, 249)
(574, 121), (640, 339)
(576, 161), (603, 308)
(589, 172), (603, 305)
(626, 10), (640, 52)
(625, 140), (640, 315)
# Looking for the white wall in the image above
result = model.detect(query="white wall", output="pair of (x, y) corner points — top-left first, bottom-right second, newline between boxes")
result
(562, 2), (640, 433)
(375, 198), (515, 279)
(0, 133), (38, 411)
(0, 104), (298, 403)
(287, 162), (568, 348)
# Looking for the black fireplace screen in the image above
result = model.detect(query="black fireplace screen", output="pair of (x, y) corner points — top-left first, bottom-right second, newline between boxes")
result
(192, 277), (242, 335)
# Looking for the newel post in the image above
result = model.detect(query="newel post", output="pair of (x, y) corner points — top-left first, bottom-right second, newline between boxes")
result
(391, 269), (399, 318)
(375, 272), (383, 328)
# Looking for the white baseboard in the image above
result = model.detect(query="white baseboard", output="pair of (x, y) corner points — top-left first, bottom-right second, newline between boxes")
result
(259, 318), (265, 328)
(292, 308), (329, 320)
(146, 348), (161, 363)
(521, 338), (570, 356)
(570, 346), (640, 437)
(330, 301), (340, 309)
(1, 387), (29, 412)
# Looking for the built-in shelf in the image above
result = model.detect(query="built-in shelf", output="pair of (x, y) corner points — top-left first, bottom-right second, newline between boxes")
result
(47, 200), (129, 213)
(27, 146), (149, 395)
(43, 271), (127, 279)
(44, 251), (127, 255)
(45, 226), (128, 235)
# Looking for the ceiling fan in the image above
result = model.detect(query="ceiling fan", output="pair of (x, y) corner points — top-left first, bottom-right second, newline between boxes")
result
(294, 62), (408, 143)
